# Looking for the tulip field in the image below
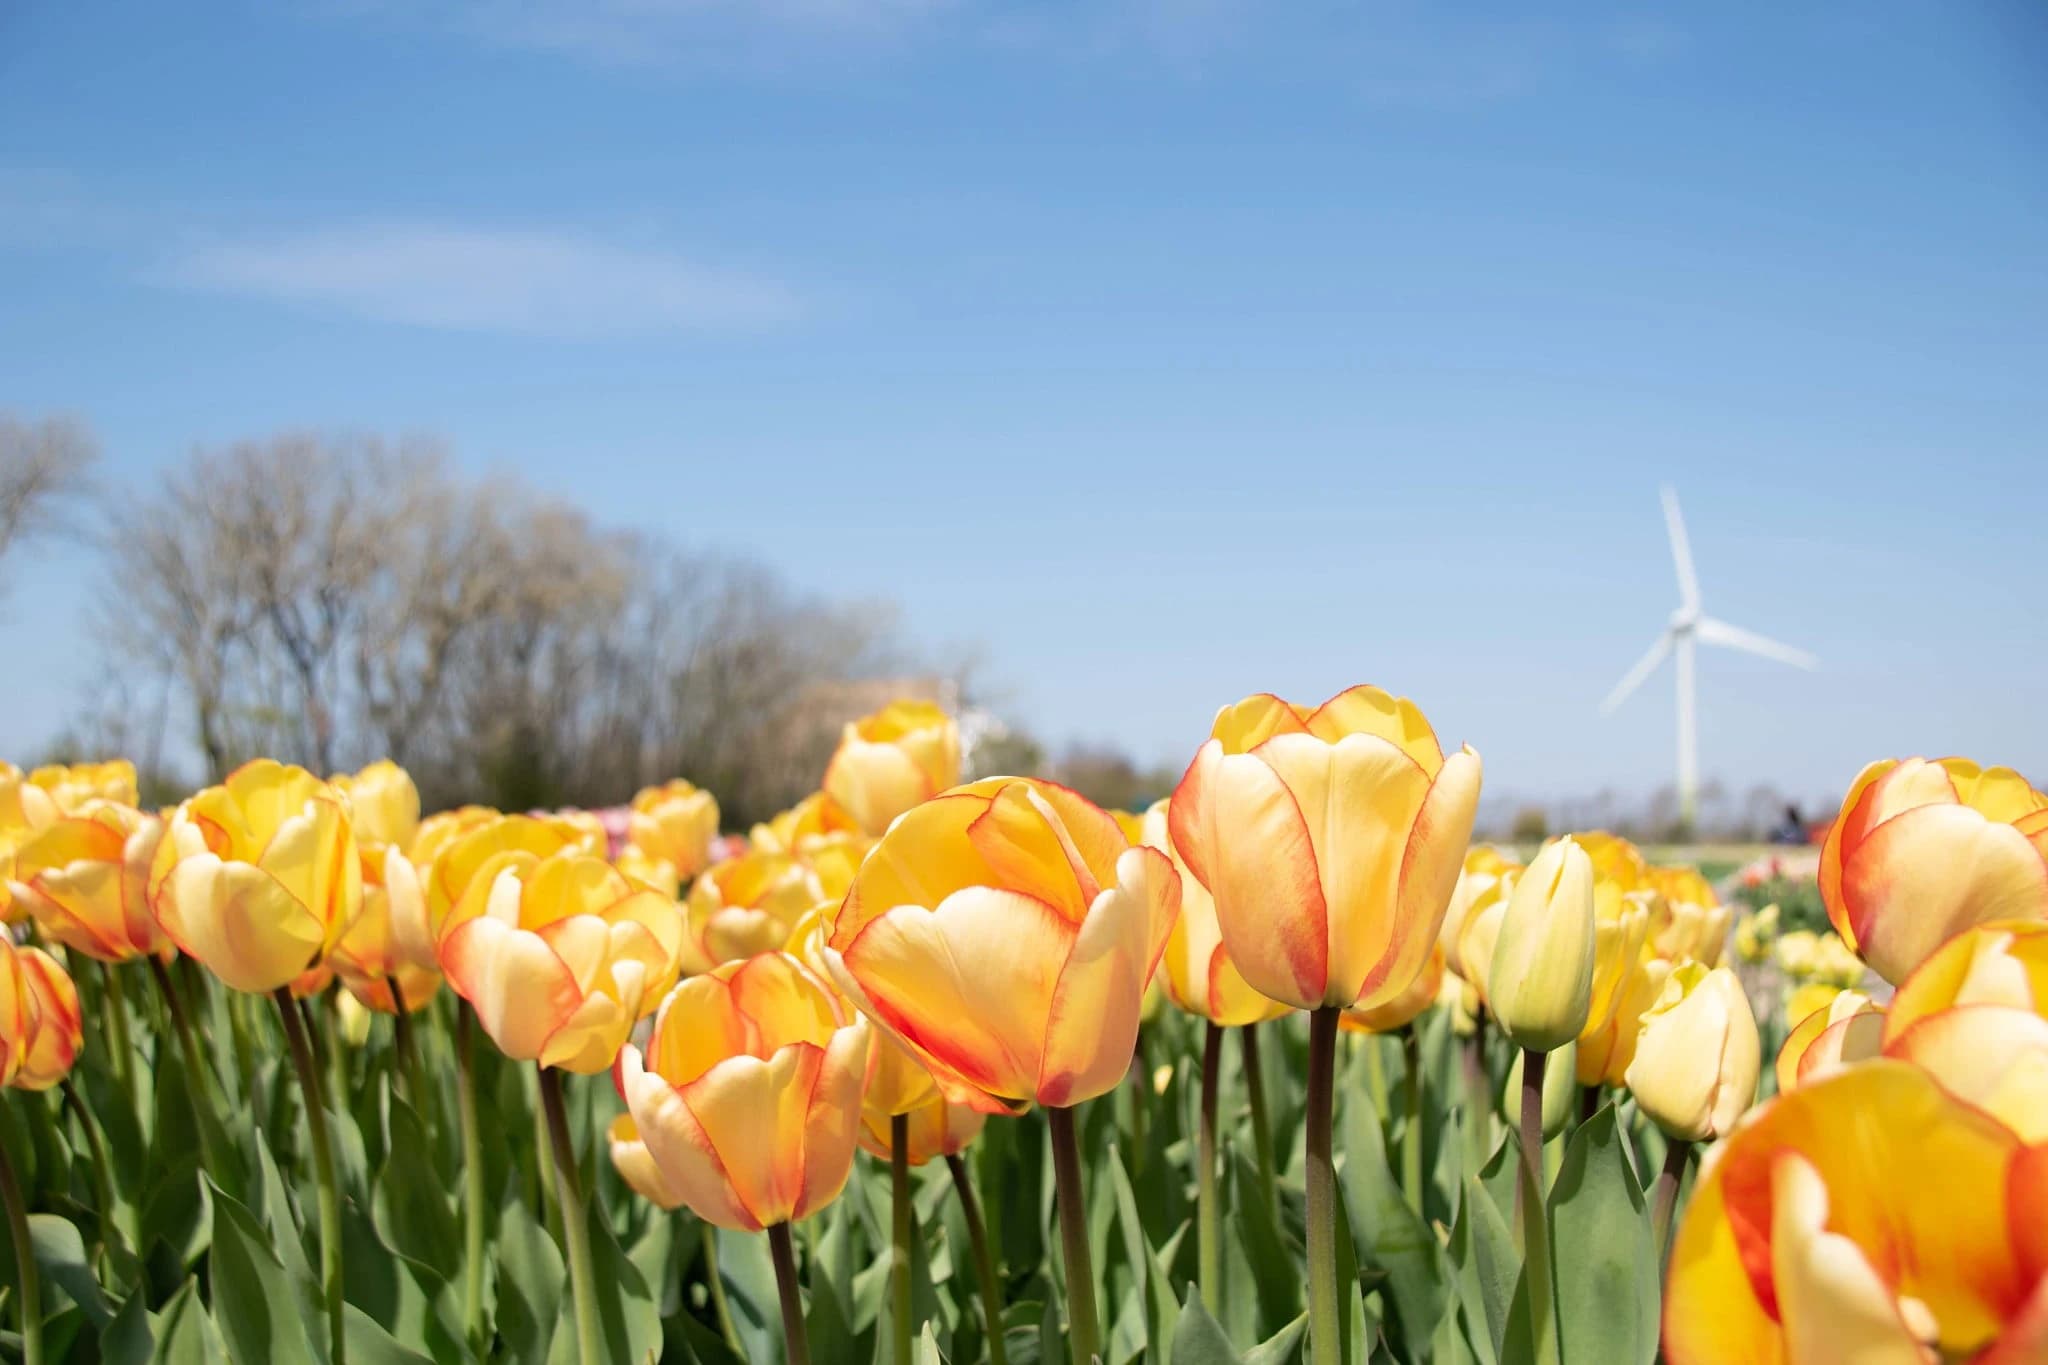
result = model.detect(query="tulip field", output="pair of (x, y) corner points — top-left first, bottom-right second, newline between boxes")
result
(1, 691), (2045, 1364)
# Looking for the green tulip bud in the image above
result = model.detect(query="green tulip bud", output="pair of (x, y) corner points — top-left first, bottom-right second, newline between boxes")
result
(1487, 835), (1596, 1051)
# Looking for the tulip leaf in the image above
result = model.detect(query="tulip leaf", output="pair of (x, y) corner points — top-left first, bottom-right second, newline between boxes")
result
(804, 1250), (863, 1365)
(1339, 1078), (1449, 1358)
(1548, 1106), (1658, 1365)
(1171, 1290), (1242, 1364)
(205, 1182), (321, 1365)
(1244, 1312), (1310, 1365)
(341, 1304), (436, 1365)
(150, 1277), (230, 1365)
(1460, 1180), (1516, 1362)
(494, 1194), (564, 1365)
(29, 1212), (113, 1327)
(1228, 1151), (1301, 1338)
(375, 1097), (462, 1282)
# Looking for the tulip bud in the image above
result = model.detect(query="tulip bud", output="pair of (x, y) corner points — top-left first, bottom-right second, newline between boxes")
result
(10, 947), (82, 1091)
(1503, 1038), (1579, 1139)
(1625, 963), (1759, 1141)
(1487, 836), (1596, 1051)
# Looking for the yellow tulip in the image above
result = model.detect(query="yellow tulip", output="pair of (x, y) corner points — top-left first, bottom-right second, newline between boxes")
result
(858, 1089), (987, 1167)
(407, 804), (501, 864)
(148, 760), (362, 994)
(682, 850), (826, 974)
(329, 847), (440, 1014)
(1807, 932), (1867, 989)
(1733, 903), (1779, 963)
(1664, 1061), (2048, 1364)
(1884, 919), (2048, 1044)
(1883, 1004), (2048, 1142)
(823, 777), (1179, 1114)
(615, 952), (870, 1230)
(403, 812), (604, 970)
(1774, 988), (1883, 1094)
(1574, 955), (1670, 1088)
(748, 791), (861, 856)
(9, 802), (169, 961)
(1821, 756), (2048, 985)
(1140, 798), (1289, 1027)
(1625, 963), (1759, 1141)
(1647, 865), (1732, 966)
(25, 760), (138, 813)
(1456, 888), (1510, 1004)
(1781, 979), (1844, 1027)
(439, 850), (684, 1073)
(822, 699), (961, 837)
(792, 830), (869, 907)
(0, 761), (62, 834)
(1439, 851), (1516, 983)
(329, 760), (420, 856)
(1775, 929), (1821, 979)
(628, 779), (720, 881)
(1168, 686), (1482, 1011)
(783, 904), (941, 1121)
(10, 946), (82, 1091)
(1342, 944), (1445, 1034)
(613, 844), (680, 901)
(1488, 835), (1596, 1052)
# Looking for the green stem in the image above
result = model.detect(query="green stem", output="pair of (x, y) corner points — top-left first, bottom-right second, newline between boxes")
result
(1401, 1026), (1424, 1216)
(456, 1007), (486, 1355)
(1240, 1021), (1279, 1223)
(1461, 1026), (1492, 1175)
(275, 988), (345, 1365)
(0, 1105), (43, 1365)
(1197, 1022), (1222, 1308)
(945, 1153), (1010, 1365)
(1650, 1139), (1692, 1273)
(891, 1112), (913, 1365)
(1515, 1046), (1554, 1365)
(1127, 1026), (1151, 1170)
(59, 1080), (116, 1250)
(225, 985), (257, 1103)
(1047, 1105), (1100, 1365)
(97, 960), (136, 1104)
(701, 1221), (743, 1355)
(386, 978), (428, 1115)
(768, 1221), (812, 1365)
(1306, 1007), (1343, 1365)
(533, 1074), (563, 1246)
(147, 957), (225, 1172)
(538, 1066), (602, 1365)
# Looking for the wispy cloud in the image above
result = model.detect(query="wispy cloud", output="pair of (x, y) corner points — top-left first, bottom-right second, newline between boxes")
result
(162, 224), (803, 337)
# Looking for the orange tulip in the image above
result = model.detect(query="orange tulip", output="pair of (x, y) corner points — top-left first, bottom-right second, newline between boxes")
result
(823, 777), (1179, 1114)
(10, 947), (82, 1091)
(9, 802), (169, 961)
(858, 1090), (986, 1166)
(615, 951), (870, 1230)
(148, 760), (362, 994)
(681, 850), (829, 974)
(1885, 920), (2048, 1044)
(1342, 943), (1445, 1034)
(1774, 988), (1883, 1094)
(1140, 798), (1289, 1027)
(440, 850), (684, 1073)
(822, 699), (961, 837)
(1821, 757), (2048, 985)
(628, 779), (720, 881)
(1664, 1060), (2048, 1364)
(1169, 686), (1482, 1011)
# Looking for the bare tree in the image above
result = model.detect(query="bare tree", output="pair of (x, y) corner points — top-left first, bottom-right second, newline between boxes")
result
(0, 413), (98, 581)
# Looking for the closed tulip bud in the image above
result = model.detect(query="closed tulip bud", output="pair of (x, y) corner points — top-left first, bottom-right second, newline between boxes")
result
(1821, 756), (2048, 985)
(1141, 799), (1289, 1027)
(858, 1089), (986, 1167)
(330, 760), (420, 856)
(615, 952), (870, 1229)
(1503, 1038), (1578, 1139)
(11, 802), (169, 962)
(822, 700), (961, 837)
(1574, 955), (1670, 1088)
(1774, 988), (1883, 1093)
(335, 988), (374, 1047)
(1342, 944), (1445, 1034)
(10, 946), (82, 1091)
(1665, 1061), (2048, 1365)
(628, 780), (720, 881)
(748, 792), (861, 856)
(1488, 836), (1596, 1051)
(148, 760), (362, 995)
(440, 850), (684, 1073)
(825, 777), (1180, 1113)
(1170, 686), (1482, 1012)
(1625, 963), (1759, 1141)
(682, 851), (826, 975)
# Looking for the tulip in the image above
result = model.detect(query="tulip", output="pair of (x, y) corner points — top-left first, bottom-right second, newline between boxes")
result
(628, 779), (720, 881)
(329, 847), (440, 1015)
(822, 699), (961, 837)
(1141, 799), (1289, 1028)
(1884, 919), (2048, 1043)
(613, 844), (680, 900)
(1883, 1003), (2048, 1142)
(682, 850), (828, 975)
(148, 760), (362, 995)
(1626, 963), (1760, 1143)
(1440, 851), (1516, 985)
(1488, 836), (1596, 1052)
(1456, 888), (1510, 1004)
(24, 760), (138, 813)
(408, 804), (501, 864)
(10, 947), (81, 1092)
(1664, 1060), (2048, 1364)
(330, 759), (420, 856)
(1574, 955), (1671, 1088)
(439, 849), (683, 1074)
(1733, 902), (1779, 963)
(748, 791), (861, 856)
(1774, 988), (1883, 1093)
(1342, 943), (1445, 1035)
(400, 812), (602, 972)
(1646, 865), (1732, 966)
(1821, 756), (2048, 984)
(9, 802), (168, 962)
(858, 1090), (986, 1167)
(0, 935), (50, 1365)
(0, 762), (61, 835)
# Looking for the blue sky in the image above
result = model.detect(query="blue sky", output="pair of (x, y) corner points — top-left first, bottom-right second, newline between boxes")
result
(2, 0), (2045, 808)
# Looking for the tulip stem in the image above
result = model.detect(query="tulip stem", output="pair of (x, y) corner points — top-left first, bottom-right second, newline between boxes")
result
(946, 1153), (1010, 1365)
(275, 988), (346, 1365)
(1650, 1139), (1692, 1273)
(97, 961), (136, 1104)
(1197, 1022), (1223, 1308)
(1401, 1025), (1425, 1215)
(768, 1221), (812, 1365)
(890, 1112), (914, 1365)
(148, 956), (226, 1173)
(456, 1006), (486, 1355)
(59, 1079), (116, 1252)
(538, 1065), (603, 1365)
(1240, 1021), (1280, 1223)
(385, 978), (426, 1114)
(701, 1222), (743, 1354)
(1047, 1105), (1100, 1365)
(1579, 1083), (1601, 1126)
(0, 1106), (43, 1365)
(1515, 1046), (1555, 1365)
(1306, 1008), (1346, 1365)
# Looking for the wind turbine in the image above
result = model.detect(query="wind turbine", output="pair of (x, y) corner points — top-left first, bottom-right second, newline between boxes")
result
(1600, 487), (1818, 832)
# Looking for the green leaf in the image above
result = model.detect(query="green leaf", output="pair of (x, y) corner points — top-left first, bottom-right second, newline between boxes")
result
(150, 1278), (228, 1365)
(101, 1287), (156, 1365)
(29, 1212), (113, 1326)
(1340, 1074), (1448, 1356)
(1170, 1291), (1240, 1365)
(342, 1304), (436, 1365)
(1461, 1180), (1517, 1362)
(205, 1183), (320, 1365)
(1549, 1106), (1658, 1365)
(1244, 1313), (1309, 1365)
(1229, 1151), (1300, 1337)
(376, 1097), (462, 1282)
(494, 1195), (564, 1365)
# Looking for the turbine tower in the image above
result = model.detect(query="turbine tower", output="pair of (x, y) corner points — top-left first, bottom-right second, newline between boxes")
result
(1600, 487), (1818, 832)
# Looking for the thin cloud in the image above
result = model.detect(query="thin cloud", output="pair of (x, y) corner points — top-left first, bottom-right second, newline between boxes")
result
(162, 224), (803, 337)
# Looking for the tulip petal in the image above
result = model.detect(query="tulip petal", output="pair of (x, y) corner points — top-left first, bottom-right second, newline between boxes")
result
(832, 794), (994, 945)
(795, 1020), (869, 1222)
(1037, 845), (1178, 1107)
(618, 1046), (760, 1230)
(1845, 804), (2048, 984)
(1188, 744), (1329, 1009)
(440, 916), (581, 1063)
(1374, 745), (1483, 1008)
(1885, 1004), (2048, 1143)
(1768, 1153), (1929, 1365)
(678, 1045), (822, 1228)
(160, 855), (328, 994)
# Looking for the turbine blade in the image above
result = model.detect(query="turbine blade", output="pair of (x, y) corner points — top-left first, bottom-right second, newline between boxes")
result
(1662, 485), (1701, 609)
(1600, 632), (1674, 713)
(1697, 617), (1818, 670)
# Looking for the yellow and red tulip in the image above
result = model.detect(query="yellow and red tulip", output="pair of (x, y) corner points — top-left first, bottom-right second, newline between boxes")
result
(329, 847), (441, 1013)
(1141, 798), (1289, 1027)
(1342, 943), (1446, 1034)
(748, 791), (862, 856)
(1883, 1003), (2048, 1142)
(628, 779), (720, 881)
(9, 801), (169, 962)
(11, 947), (83, 1091)
(400, 812), (601, 972)
(1774, 988), (1883, 1093)
(1885, 920), (2048, 1043)
(858, 1089), (986, 1167)
(1167, 686), (1481, 1012)
(1821, 756), (2048, 985)
(682, 850), (828, 974)
(822, 699), (961, 837)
